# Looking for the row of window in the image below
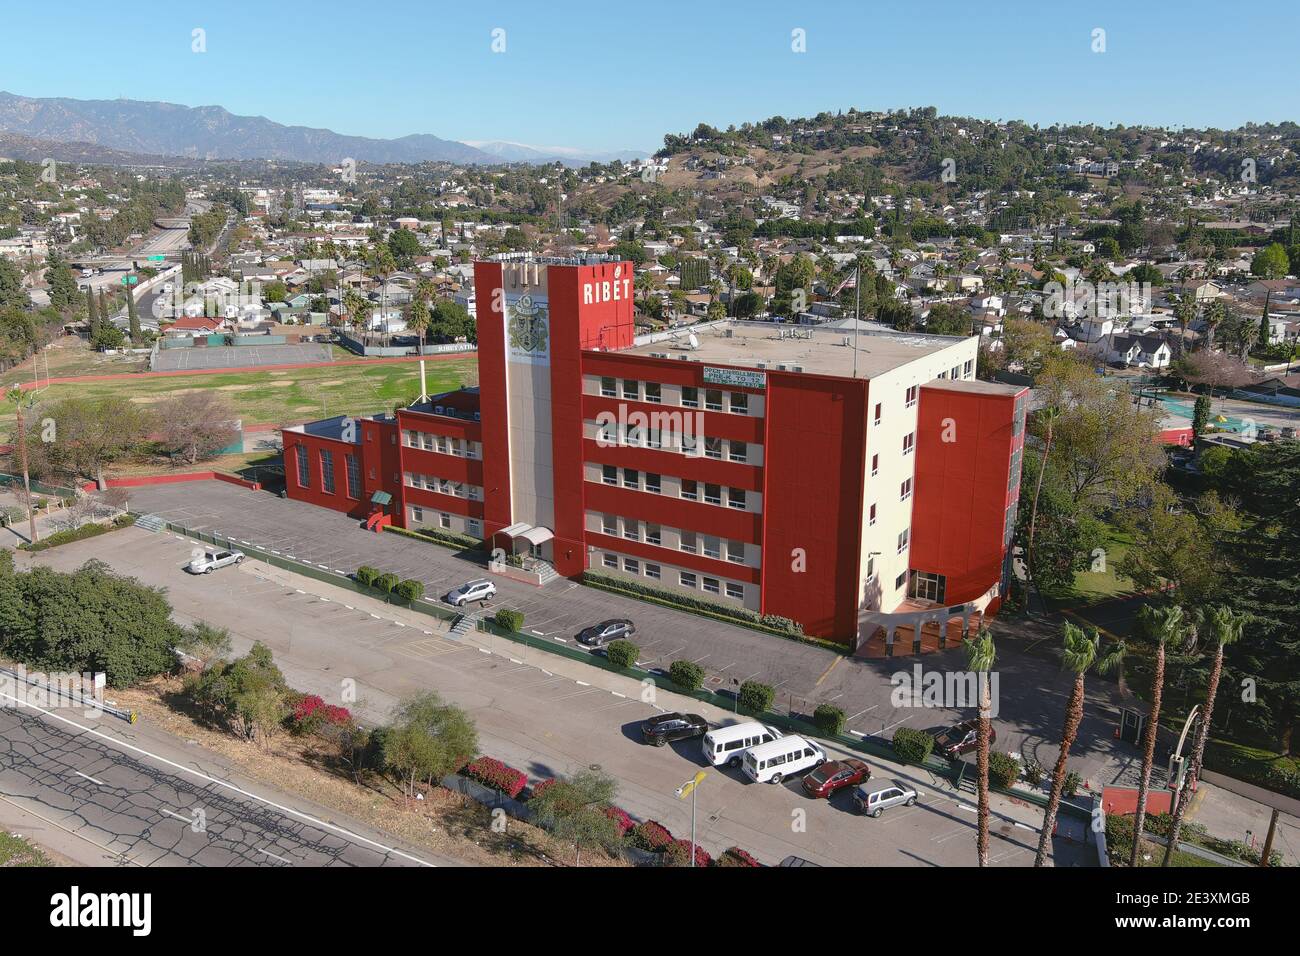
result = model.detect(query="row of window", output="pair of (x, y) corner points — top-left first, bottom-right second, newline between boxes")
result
(595, 422), (753, 462)
(598, 514), (750, 565)
(409, 506), (482, 537)
(402, 429), (482, 460)
(600, 552), (746, 601)
(599, 378), (751, 415)
(296, 446), (361, 500)
(597, 465), (751, 509)
(403, 472), (483, 501)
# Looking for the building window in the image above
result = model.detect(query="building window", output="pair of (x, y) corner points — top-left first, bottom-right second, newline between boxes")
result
(602, 464), (617, 485)
(900, 478), (912, 501)
(622, 379), (639, 400)
(951, 366), (961, 380)
(730, 392), (749, 414)
(346, 454), (360, 499)
(866, 554), (876, 582)
(320, 450), (335, 493)
(729, 440), (747, 463)
(682, 386), (699, 408)
(623, 519), (640, 541)
(439, 513), (451, 529)
(909, 571), (947, 604)
(645, 523), (661, 546)
(869, 502), (877, 526)
(702, 535), (721, 559)
(726, 582), (744, 600)
(623, 558), (640, 575)
(680, 531), (697, 554)
(906, 385), (918, 408)
(600, 376), (616, 397)
(728, 487), (746, 510)
(681, 479), (698, 501)
(705, 437), (723, 460)
(704, 483), (722, 505)
(411, 505), (424, 523)
(902, 432), (915, 455)
(727, 539), (745, 564)
(938, 370), (948, 380)
(963, 359), (974, 378)
(895, 571), (908, 590)
(467, 518), (481, 537)
(602, 514), (617, 535)
(645, 563), (661, 580)
(296, 446), (310, 488)
(644, 382), (661, 403)
(623, 468), (639, 489)
(871, 453), (879, 477)
(873, 403), (882, 426)
(679, 572), (697, 589)
(897, 527), (910, 554)
(603, 552), (618, 569)
(421, 433), (434, 451)
(705, 388), (723, 411)
(645, 473), (661, 494)
(702, 577), (720, 595)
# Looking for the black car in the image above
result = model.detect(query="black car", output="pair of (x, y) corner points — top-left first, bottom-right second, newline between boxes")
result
(641, 712), (708, 746)
(577, 618), (636, 647)
(934, 719), (997, 760)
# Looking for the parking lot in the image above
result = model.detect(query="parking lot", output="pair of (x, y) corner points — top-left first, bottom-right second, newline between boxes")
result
(24, 526), (1078, 866)
(122, 479), (1135, 790)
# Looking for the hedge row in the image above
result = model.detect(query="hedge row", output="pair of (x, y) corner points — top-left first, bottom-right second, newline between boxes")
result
(382, 523), (482, 551)
(461, 756), (528, 799)
(19, 515), (135, 552)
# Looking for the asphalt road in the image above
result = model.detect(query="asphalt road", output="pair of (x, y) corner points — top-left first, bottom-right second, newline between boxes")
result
(21, 525), (1083, 866)
(0, 701), (438, 868)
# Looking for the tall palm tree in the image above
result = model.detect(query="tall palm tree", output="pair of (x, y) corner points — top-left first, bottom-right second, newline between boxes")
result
(1034, 622), (1100, 867)
(1096, 638), (1130, 697)
(1130, 604), (1184, 866)
(964, 628), (997, 866)
(1162, 606), (1246, 866)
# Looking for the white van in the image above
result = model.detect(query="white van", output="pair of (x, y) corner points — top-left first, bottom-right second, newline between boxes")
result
(742, 735), (826, 785)
(701, 722), (782, 768)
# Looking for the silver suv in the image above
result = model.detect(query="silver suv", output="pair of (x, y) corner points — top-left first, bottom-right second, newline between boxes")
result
(447, 579), (497, 607)
(853, 782), (920, 818)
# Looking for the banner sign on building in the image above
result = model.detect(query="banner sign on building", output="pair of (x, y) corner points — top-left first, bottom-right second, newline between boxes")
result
(505, 292), (550, 365)
(703, 366), (766, 390)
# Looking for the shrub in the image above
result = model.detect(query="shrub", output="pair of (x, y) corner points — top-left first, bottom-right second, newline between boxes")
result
(605, 639), (640, 669)
(987, 751), (1019, 789)
(758, 614), (803, 635)
(493, 608), (524, 632)
(394, 579), (425, 602)
(738, 680), (774, 714)
(628, 820), (674, 852)
(375, 572), (400, 593)
(604, 805), (634, 835)
(19, 521), (116, 552)
(813, 703), (846, 735)
(355, 565), (380, 587)
(530, 778), (558, 800)
(669, 659), (705, 692)
(892, 727), (935, 764)
(289, 694), (353, 735)
(716, 846), (762, 867)
(461, 756), (528, 799)
(1023, 756), (1045, 788)
(663, 839), (712, 867)
(1064, 771), (1082, 797)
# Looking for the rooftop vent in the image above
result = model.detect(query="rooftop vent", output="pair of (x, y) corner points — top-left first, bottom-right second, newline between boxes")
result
(435, 405), (445, 415)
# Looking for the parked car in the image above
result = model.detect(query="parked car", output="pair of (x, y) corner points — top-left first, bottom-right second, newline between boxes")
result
(576, 618), (635, 647)
(742, 735), (826, 785)
(853, 782), (919, 817)
(777, 856), (821, 867)
(934, 719), (996, 760)
(446, 579), (496, 607)
(701, 721), (782, 768)
(641, 712), (708, 746)
(186, 548), (244, 574)
(801, 758), (871, 798)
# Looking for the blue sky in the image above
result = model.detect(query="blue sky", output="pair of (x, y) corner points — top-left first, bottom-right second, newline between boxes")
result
(1, 0), (1295, 153)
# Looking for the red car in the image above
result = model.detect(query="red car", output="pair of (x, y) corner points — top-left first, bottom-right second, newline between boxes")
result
(801, 758), (871, 798)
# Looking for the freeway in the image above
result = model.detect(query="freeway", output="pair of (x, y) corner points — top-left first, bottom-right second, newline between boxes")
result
(0, 697), (440, 867)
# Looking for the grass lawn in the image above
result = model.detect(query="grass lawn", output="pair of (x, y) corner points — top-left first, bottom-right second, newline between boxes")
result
(0, 831), (51, 866)
(0, 357), (478, 433)
(1, 337), (149, 387)
(1042, 523), (1138, 609)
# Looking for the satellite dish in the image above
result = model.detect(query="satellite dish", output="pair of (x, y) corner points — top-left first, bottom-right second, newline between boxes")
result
(688, 332), (700, 350)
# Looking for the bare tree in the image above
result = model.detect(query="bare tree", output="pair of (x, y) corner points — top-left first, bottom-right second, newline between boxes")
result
(155, 392), (239, 465)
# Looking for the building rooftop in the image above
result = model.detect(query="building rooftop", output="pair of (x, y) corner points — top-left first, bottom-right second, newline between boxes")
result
(615, 320), (971, 380)
(283, 414), (359, 443)
(922, 378), (1025, 397)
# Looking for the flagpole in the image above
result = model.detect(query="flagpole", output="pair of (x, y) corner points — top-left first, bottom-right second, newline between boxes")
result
(853, 261), (861, 379)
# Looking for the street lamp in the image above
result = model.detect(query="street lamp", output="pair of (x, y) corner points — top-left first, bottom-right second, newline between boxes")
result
(675, 770), (707, 867)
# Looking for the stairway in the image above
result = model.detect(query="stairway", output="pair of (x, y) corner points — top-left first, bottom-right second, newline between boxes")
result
(533, 559), (560, 586)
(450, 611), (478, 638)
(134, 514), (166, 533)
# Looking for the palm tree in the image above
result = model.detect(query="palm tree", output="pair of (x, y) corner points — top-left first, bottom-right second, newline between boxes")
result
(5, 387), (38, 543)
(1130, 603), (1184, 866)
(1162, 606), (1246, 866)
(1034, 621), (1100, 867)
(1096, 638), (1130, 697)
(964, 627), (996, 866)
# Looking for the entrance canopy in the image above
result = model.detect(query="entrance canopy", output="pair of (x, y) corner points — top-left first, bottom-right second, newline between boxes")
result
(496, 522), (554, 547)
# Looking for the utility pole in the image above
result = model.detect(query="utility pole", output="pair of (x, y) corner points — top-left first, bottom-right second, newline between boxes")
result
(1259, 807), (1280, 867)
(853, 259), (862, 379)
(676, 771), (706, 868)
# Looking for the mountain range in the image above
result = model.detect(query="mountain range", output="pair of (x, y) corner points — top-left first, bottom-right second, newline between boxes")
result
(0, 92), (642, 167)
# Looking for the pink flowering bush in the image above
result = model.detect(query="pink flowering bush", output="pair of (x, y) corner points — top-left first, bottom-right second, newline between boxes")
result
(462, 756), (528, 798)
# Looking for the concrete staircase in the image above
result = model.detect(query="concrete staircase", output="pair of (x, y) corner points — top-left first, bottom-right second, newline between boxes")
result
(533, 560), (560, 586)
(450, 611), (478, 638)
(134, 514), (167, 533)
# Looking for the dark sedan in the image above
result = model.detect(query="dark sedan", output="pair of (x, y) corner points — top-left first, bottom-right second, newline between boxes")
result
(934, 719), (996, 760)
(641, 713), (709, 746)
(801, 758), (871, 798)
(577, 618), (636, 647)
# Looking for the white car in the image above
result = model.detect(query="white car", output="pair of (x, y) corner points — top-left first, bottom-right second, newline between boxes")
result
(187, 548), (245, 574)
(447, 579), (496, 607)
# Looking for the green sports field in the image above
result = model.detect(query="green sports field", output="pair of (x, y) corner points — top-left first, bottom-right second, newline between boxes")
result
(1, 358), (479, 430)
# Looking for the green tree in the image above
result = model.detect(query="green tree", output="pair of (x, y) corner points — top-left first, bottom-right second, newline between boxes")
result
(1191, 395), (1211, 439)
(43, 251), (81, 313)
(382, 691), (478, 797)
(1250, 242), (1289, 279)
(527, 769), (623, 865)
(126, 286), (141, 343)
(963, 628), (996, 867)
(1129, 604), (1183, 864)
(387, 228), (422, 266)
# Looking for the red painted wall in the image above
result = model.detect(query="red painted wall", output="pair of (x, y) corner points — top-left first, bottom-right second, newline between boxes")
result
(910, 385), (1025, 606)
(282, 432), (369, 518)
(760, 372), (868, 641)
(473, 261), (513, 538)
